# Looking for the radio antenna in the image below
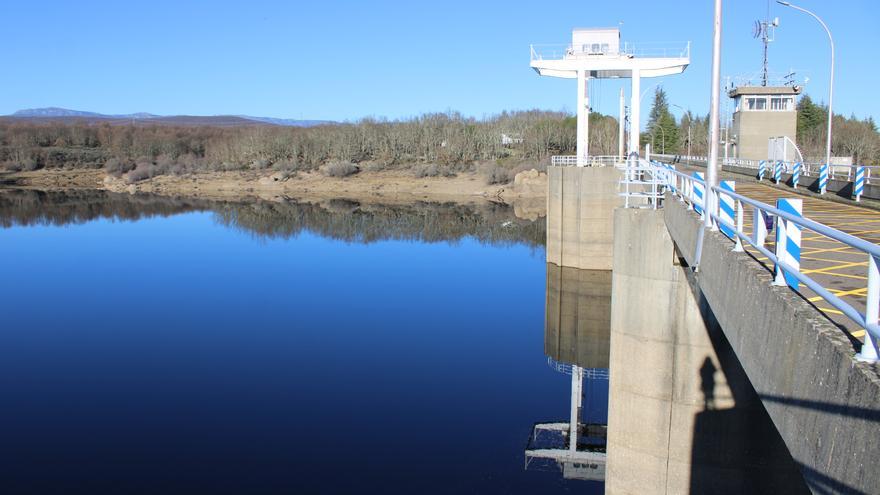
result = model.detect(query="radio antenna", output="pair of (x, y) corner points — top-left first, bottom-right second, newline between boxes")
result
(752, 0), (779, 86)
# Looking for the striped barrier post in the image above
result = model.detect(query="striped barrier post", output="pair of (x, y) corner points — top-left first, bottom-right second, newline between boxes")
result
(819, 164), (829, 195)
(857, 255), (880, 362)
(773, 198), (803, 290)
(792, 162), (801, 189)
(718, 181), (736, 239)
(752, 206), (768, 248)
(757, 160), (766, 181)
(692, 172), (705, 217)
(854, 166), (865, 202)
(774, 161), (783, 184)
(667, 164), (679, 198)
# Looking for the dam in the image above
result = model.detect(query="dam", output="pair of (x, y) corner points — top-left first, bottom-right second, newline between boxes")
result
(531, 21), (880, 495)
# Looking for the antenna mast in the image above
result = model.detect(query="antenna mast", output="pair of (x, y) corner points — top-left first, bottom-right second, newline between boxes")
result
(753, 0), (778, 86)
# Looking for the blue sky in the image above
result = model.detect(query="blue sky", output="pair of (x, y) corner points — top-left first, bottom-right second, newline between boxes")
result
(2, 0), (877, 123)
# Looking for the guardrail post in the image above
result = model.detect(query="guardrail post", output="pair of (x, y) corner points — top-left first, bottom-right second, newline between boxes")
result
(819, 164), (829, 195)
(854, 166), (865, 202)
(757, 160), (766, 181)
(718, 181), (736, 239)
(774, 161), (783, 185)
(857, 255), (880, 362)
(693, 172), (705, 217)
(773, 199), (803, 290)
(792, 162), (801, 189)
(732, 198), (745, 251)
(753, 207), (767, 248)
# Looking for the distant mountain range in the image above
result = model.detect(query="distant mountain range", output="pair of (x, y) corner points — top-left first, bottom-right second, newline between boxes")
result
(3, 107), (333, 127)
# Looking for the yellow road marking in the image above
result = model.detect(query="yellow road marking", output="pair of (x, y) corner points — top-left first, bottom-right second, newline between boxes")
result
(814, 271), (868, 281)
(801, 261), (868, 275)
(801, 246), (859, 256)
(808, 287), (867, 302)
(816, 307), (844, 315)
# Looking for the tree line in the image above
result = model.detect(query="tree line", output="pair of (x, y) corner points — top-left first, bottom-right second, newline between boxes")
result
(642, 87), (880, 164)
(0, 110), (622, 182)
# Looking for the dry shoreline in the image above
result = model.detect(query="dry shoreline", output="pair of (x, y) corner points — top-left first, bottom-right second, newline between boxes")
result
(0, 168), (548, 219)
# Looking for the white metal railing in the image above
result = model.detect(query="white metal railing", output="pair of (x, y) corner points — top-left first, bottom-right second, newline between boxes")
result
(620, 153), (665, 209)
(547, 357), (609, 379)
(650, 160), (880, 361)
(550, 155), (621, 167)
(550, 155), (578, 166)
(530, 41), (690, 62)
(731, 71), (805, 89)
(652, 153), (878, 185)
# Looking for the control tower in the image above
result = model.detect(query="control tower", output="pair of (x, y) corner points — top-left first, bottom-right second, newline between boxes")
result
(530, 28), (690, 165)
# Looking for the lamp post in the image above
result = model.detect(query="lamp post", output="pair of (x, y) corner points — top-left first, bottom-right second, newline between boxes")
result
(649, 126), (667, 155)
(672, 104), (691, 161)
(777, 1), (834, 167)
(706, 0), (722, 231)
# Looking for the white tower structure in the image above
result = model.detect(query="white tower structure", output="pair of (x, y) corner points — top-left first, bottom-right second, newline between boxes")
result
(530, 28), (690, 166)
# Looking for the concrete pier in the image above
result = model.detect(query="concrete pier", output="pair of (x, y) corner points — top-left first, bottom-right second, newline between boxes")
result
(545, 263), (611, 369)
(605, 208), (809, 494)
(547, 166), (622, 270)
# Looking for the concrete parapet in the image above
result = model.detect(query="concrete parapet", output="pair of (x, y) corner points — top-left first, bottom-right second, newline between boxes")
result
(664, 197), (880, 494)
(607, 207), (808, 494)
(547, 165), (623, 270)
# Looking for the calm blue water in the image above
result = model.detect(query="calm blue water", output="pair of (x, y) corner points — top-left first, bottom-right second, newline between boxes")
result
(0, 192), (601, 494)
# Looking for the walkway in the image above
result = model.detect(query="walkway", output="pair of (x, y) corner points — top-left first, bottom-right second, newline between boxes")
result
(721, 181), (879, 345)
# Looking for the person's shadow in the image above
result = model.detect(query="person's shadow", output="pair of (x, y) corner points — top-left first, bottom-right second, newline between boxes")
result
(700, 357), (717, 410)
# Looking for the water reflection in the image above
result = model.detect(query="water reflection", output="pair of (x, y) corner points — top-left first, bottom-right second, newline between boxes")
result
(530, 262), (807, 493)
(0, 188), (545, 246)
(0, 190), (559, 494)
(525, 264), (611, 486)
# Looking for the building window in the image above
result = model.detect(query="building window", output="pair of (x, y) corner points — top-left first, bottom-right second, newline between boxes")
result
(746, 97), (767, 111)
(770, 96), (793, 111)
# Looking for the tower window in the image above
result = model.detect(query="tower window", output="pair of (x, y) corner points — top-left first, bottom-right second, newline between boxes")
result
(770, 97), (793, 111)
(746, 97), (767, 111)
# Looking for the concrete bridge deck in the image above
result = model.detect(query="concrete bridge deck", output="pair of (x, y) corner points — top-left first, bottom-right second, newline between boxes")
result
(723, 181), (879, 345)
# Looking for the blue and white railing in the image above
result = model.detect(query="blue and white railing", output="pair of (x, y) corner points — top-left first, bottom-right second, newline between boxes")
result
(652, 154), (878, 187)
(651, 160), (880, 362)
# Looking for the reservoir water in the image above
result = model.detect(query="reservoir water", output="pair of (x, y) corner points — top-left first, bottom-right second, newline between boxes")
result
(0, 190), (604, 494)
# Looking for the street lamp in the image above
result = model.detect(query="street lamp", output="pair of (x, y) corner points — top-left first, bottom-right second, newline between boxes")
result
(649, 126), (666, 155)
(672, 104), (691, 161)
(777, 0), (834, 167)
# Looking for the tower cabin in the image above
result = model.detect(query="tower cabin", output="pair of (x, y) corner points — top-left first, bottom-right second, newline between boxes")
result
(530, 28), (690, 166)
(728, 85), (801, 161)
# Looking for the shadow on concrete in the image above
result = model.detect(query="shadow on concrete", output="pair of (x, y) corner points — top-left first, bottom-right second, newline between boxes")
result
(759, 394), (880, 423)
(699, 357), (716, 410)
(796, 461), (871, 495)
(686, 276), (812, 494)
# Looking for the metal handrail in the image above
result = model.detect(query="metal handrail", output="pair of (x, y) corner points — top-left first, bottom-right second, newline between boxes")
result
(652, 153), (877, 184)
(529, 41), (691, 61)
(550, 155), (622, 167)
(652, 161), (880, 359)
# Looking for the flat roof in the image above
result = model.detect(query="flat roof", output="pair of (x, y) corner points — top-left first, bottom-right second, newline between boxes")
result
(572, 27), (620, 32)
(728, 85), (802, 97)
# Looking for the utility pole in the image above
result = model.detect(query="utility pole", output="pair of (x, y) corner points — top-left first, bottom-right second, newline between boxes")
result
(706, 0), (723, 230)
(618, 87), (626, 162)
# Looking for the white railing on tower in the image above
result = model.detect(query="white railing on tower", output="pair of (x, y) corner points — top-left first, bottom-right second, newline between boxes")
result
(530, 42), (691, 62)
